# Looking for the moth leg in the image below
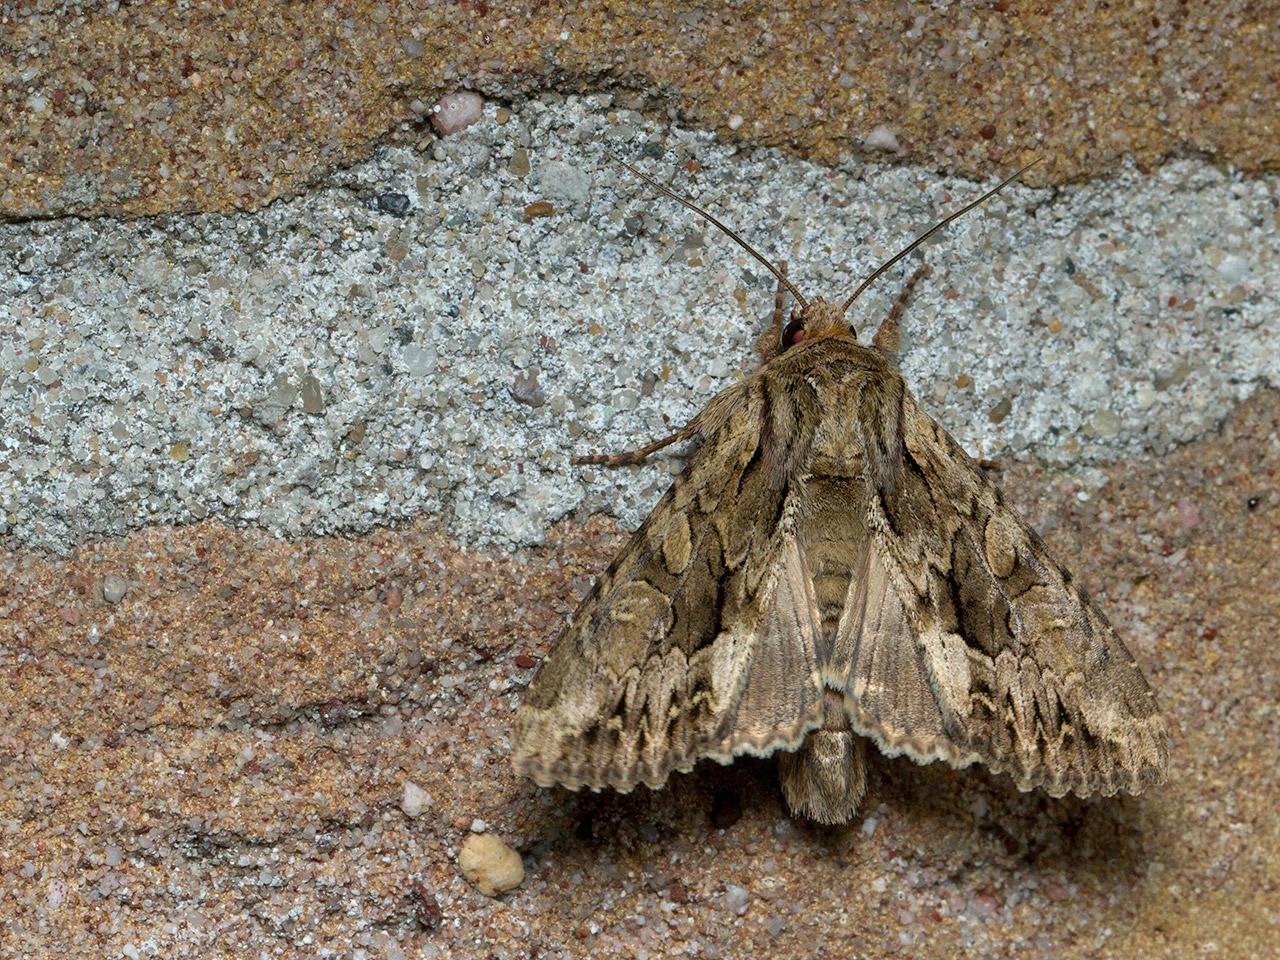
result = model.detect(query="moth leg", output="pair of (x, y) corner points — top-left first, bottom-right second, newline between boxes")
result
(873, 263), (933, 356)
(977, 457), (1004, 472)
(572, 423), (696, 467)
(754, 258), (790, 361)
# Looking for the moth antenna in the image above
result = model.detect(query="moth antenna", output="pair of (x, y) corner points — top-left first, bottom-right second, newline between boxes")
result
(839, 158), (1040, 315)
(614, 155), (809, 309)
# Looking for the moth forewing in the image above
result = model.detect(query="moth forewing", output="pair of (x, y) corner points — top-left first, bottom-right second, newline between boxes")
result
(511, 163), (1169, 825)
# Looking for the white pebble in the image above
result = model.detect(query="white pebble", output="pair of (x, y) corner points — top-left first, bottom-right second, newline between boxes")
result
(400, 780), (430, 818)
(860, 815), (878, 837)
(864, 125), (901, 152)
(723, 884), (749, 915)
(1217, 253), (1249, 285)
(101, 573), (129, 604)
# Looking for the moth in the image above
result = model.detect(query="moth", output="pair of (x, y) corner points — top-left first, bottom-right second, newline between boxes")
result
(512, 160), (1169, 825)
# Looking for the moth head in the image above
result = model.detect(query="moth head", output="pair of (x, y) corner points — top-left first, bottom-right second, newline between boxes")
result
(781, 298), (856, 352)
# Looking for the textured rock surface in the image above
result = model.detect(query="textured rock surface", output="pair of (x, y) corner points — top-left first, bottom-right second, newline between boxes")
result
(0, 393), (1277, 957)
(2, 5), (1278, 958)
(3, 1), (1279, 220)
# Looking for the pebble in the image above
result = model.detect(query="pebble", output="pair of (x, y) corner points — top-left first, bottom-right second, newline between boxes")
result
(1177, 497), (1201, 531)
(403, 343), (437, 377)
(864, 125), (901, 152)
(431, 91), (484, 136)
(409, 882), (443, 929)
(523, 200), (556, 220)
(511, 367), (546, 407)
(974, 890), (1002, 917)
(458, 833), (524, 896)
(1216, 253), (1249, 285)
(1042, 880), (1072, 902)
(722, 884), (749, 916)
(101, 573), (129, 604)
(376, 192), (412, 217)
(536, 160), (592, 207)
(400, 781), (430, 818)
(301, 374), (325, 415)
(256, 375), (298, 427)
(1090, 408), (1122, 438)
(507, 148), (531, 178)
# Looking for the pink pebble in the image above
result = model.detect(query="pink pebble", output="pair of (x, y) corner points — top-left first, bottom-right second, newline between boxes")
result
(431, 91), (484, 136)
(974, 891), (1001, 916)
(1177, 497), (1200, 531)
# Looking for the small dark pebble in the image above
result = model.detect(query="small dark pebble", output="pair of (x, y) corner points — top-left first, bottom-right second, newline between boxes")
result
(316, 698), (361, 729)
(377, 192), (412, 217)
(710, 789), (742, 830)
(979, 123), (997, 139)
(514, 653), (537, 669)
(1247, 495), (1260, 510)
(409, 881), (443, 930)
(511, 367), (546, 407)
(667, 880), (690, 903)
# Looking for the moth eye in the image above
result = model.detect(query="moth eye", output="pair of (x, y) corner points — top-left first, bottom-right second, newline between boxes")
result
(781, 318), (806, 350)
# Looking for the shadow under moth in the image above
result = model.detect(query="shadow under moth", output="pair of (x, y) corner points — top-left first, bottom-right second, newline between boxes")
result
(512, 160), (1169, 825)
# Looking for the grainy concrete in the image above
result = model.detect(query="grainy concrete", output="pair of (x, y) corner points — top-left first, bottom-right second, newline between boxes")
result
(2, 96), (1276, 553)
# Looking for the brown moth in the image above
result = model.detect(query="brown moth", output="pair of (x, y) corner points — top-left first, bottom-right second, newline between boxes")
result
(512, 161), (1169, 825)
